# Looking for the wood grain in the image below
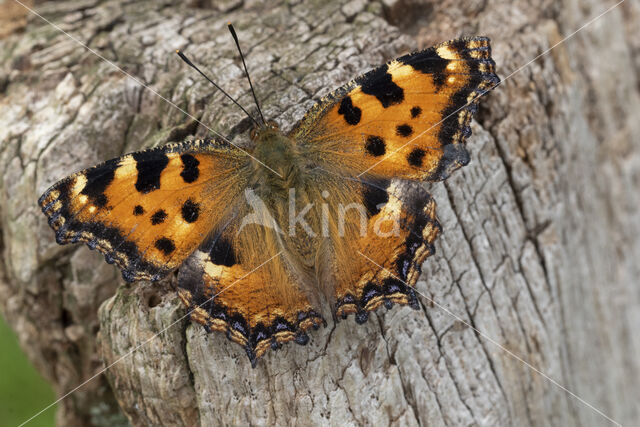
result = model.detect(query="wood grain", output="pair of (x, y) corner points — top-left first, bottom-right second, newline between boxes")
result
(1, 0), (639, 425)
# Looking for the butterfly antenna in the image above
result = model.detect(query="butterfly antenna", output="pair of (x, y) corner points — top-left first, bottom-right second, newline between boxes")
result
(227, 23), (266, 125)
(175, 49), (261, 128)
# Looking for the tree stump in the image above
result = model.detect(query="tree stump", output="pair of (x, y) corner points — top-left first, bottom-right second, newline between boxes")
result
(1, 0), (639, 425)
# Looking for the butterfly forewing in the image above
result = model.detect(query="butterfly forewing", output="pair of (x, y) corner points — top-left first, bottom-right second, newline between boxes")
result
(39, 139), (249, 282)
(290, 37), (499, 181)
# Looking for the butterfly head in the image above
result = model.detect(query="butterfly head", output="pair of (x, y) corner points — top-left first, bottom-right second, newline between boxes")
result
(250, 120), (279, 141)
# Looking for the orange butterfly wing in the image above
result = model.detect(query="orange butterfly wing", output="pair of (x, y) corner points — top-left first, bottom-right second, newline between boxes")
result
(331, 180), (441, 321)
(39, 139), (248, 281)
(289, 38), (498, 325)
(290, 37), (498, 181)
(177, 227), (325, 366)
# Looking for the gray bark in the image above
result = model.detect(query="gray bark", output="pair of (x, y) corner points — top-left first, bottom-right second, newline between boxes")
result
(1, 0), (639, 426)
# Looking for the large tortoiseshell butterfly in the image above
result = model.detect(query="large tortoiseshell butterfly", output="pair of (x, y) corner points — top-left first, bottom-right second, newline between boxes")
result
(39, 24), (498, 367)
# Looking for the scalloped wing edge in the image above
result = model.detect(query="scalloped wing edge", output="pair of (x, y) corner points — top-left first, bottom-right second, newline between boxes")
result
(334, 185), (441, 323)
(38, 138), (232, 282)
(177, 288), (325, 367)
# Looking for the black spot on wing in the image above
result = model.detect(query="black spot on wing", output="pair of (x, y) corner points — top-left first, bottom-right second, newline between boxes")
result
(337, 96), (361, 125)
(362, 180), (389, 217)
(180, 154), (200, 183)
(364, 136), (385, 156)
(411, 106), (422, 118)
(398, 50), (449, 90)
(451, 39), (473, 59)
(357, 64), (404, 108)
(151, 209), (167, 225)
(43, 184), (167, 282)
(133, 151), (169, 193)
(94, 194), (108, 207)
(181, 199), (200, 223)
(81, 158), (119, 207)
(407, 148), (426, 167)
(396, 124), (413, 137)
(155, 237), (175, 255)
(133, 205), (144, 216)
(210, 237), (236, 266)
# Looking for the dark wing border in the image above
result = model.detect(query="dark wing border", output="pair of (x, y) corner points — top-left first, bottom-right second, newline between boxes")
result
(289, 37), (500, 181)
(38, 138), (233, 282)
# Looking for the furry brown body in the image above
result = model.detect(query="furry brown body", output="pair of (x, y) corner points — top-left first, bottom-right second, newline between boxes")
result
(246, 126), (361, 315)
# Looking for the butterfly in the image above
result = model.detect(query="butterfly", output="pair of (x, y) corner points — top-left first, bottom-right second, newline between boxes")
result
(38, 27), (498, 367)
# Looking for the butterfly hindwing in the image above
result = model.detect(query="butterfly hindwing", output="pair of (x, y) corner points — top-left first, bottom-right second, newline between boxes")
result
(290, 37), (499, 181)
(325, 180), (441, 321)
(38, 139), (248, 282)
(177, 225), (325, 366)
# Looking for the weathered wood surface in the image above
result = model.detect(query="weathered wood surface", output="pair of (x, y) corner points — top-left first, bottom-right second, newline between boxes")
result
(1, 0), (639, 425)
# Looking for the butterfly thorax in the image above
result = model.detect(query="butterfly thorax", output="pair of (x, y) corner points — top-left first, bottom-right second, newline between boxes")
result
(250, 128), (303, 191)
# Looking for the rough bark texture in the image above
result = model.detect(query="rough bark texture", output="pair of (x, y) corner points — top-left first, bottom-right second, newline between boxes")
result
(1, 0), (639, 426)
